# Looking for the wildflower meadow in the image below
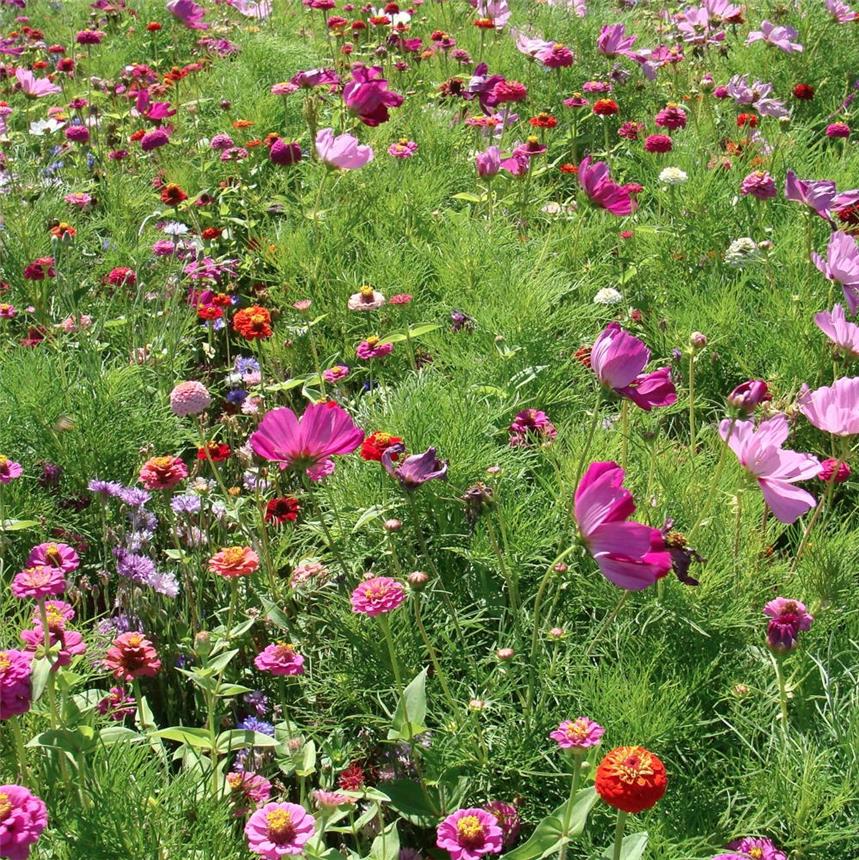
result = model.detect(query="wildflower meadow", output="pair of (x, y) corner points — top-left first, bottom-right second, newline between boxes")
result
(2, 0), (859, 858)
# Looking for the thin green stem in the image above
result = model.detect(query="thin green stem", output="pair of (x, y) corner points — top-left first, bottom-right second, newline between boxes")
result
(688, 352), (697, 457)
(611, 811), (628, 860)
(11, 716), (30, 783)
(689, 418), (735, 541)
(413, 597), (457, 712)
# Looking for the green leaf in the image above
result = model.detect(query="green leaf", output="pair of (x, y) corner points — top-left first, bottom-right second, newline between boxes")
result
(30, 657), (51, 703)
(388, 668), (428, 741)
(378, 779), (438, 826)
(600, 831), (648, 860)
(406, 323), (440, 339)
(154, 727), (213, 749)
(1, 519), (40, 532)
(216, 729), (280, 753)
(260, 595), (292, 631)
(352, 505), (386, 533)
(27, 726), (95, 756)
(452, 192), (485, 204)
(296, 739), (317, 777)
(369, 821), (400, 860)
(502, 788), (599, 860)
(99, 726), (142, 745)
(205, 649), (239, 673)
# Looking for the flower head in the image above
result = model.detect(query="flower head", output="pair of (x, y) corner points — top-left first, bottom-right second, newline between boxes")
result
(797, 377), (859, 436)
(578, 156), (637, 216)
(382, 446), (448, 489)
(812, 231), (859, 314)
(254, 643), (305, 676)
(170, 381), (211, 417)
(436, 808), (503, 860)
(814, 304), (859, 357)
(727, 380), (772, 414)
(481, 802), (519, 849)
(0, 457), (23, 484)
(0, 650), (32, 720)
(209, 546), (260, 578)
(316, 128), (374, 170)
(11, 566), (65, 600)
(351, 576), (407, 616)
(0, 784), (48, 860)
(549, 717), (605, 750)
(764, 598), (813, 654)
(508, 409), (557, 446)
(245, 802), (316, 858)
(595, 746), (667, 813)
(139, 456), (188, 490)
(104, 632), (161, 681)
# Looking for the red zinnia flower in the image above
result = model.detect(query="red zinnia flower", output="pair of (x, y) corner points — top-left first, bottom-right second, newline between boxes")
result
(736, 112), (758, 128)
(595, 746), (667, 814)
(197, 442), (231, 462)
(233, 306), (273, 340)
(264, 497), (301, 524)
(360, 431), (404, 462)
(593, 99), (619, 116)
(161, 184), (188, 206)
(528, 113), (557, 129)
(559, 163), (578, 174)
(792, 83), (814, 101)
(337, 762), (366, 791)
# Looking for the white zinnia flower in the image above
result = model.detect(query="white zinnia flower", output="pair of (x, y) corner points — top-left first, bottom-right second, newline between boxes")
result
(593, 287), (623, 305)
(659, 167), (688, 185)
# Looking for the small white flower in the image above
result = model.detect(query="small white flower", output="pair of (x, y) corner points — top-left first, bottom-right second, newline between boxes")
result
(29, 118), (65, 136)
(659, 167), (688, 185)
(724, 237), (761, 267)
(594, 287), (623, 305)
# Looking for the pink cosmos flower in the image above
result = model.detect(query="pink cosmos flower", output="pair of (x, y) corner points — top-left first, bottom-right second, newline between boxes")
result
(549, 717), (605, 750)
(814, 304), (859, 357)
(597, 23), (638, 58)
(15, 68), (61, 98)
(577, 157), (638, 216)
(727, 380), (771, 415)
(784, 171), (836, 217)
(350, 576), (407, 616)
(254, 643), (306, 676)
(826, 0), (859, 22)
(316, 128), (374, 170)
(26, 542), (79, 574)
(477, 0), (511, 29)
(590, 323), (676, 410)
(228, 0), (273, 18)
(574, 462), (672, 590)
(343, 64), (403, 126)
(436, 808), (503, 860)
(797, 377), (859, 436)
(167, 0), (209, 29)
(250, 403), (364, 478)
(719, 415), (821, 524)
(746, 20), (802, 53)
(0, 784), (48, 860)
(0, 456), (23, 484)
(0, 650), (33, 720)
(11, 566), (65, 600)
(245, 802), (315, 858)
(812, 231), (859, 314)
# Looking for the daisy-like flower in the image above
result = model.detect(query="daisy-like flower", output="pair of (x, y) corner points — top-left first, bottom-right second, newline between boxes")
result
(26, 543), (79, 574)
(104, 632), (161, 681)
(11, 566), (66, 600)
(139, 456), (188, 490)
(549, 717), (605, 750)
(0, 784), (48, 860)
(245, 802), (316, 859)
(436, 808), (503, 860)
(356, 336), (394, 360)
(348, 286), (386, 311)
(350, 576), (407, 616)
(0, 456), (23, 484)
(254, 643), (305, 676)
(0, 650), (33, 720)
(594, 746), (667, 813)
(209, 546), (260, 578)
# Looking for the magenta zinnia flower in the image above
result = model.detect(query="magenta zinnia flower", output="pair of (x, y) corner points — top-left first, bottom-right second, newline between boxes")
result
(245, 802), (316, 858)
(0, 456), (23, 484)
(250, 403), (364, 479)
(578, 157), (638, 216)
(343, 64), (403, 126)
(26, 542), (79, 574)
(254, 643), (305, 676)
(0, 650), (32, 720)
(482, 801), (519, 849)
(812, 231), (859, 314)
(436, 808), (503, 860)
(719, 414), (821, 524)
(797, 377), (859, 436)
(549, 717), (605, 750)
(573, 462), (672, 590)
(316, 128), (373, 170)
(0, 784), (48, 860)
(11, 566), (65, 600)
(590, 323), (677, 410)
(350, 576), (407, 616)
(508, 409), (557, 446)
(763, 598), (813, 654)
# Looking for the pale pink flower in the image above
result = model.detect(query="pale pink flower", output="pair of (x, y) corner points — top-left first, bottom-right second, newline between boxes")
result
(814, 304), (859, 357)
(797, 377), (859, 436)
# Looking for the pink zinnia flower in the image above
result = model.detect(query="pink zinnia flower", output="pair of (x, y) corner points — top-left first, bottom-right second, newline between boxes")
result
(316, 128), (373, 170)
(0, 650), (33, 720)
(719, 414), (821, 524)
(763, 599), (813, 654)
(643, 134), (672, 153)
(508, 409), (557, 446)
(139, 455), (188, 489)
(577, 156), (638, 216)
(245, 802), (315, 858)
(436, 808), (503, 860)
(140, 127), (171, 151)
(574, 462), (672, 590)
(0, 456), (23, 484)
(654, 104), (687, 130)
(590, 322), (677, 410)
(826, 122), (850, 139)
(11, 566), (65, 600)
(740, 171), (777, 200)
(356, 337), (394, 360)
(170, 380), (211, 417)
(348, 286), (386, 311)
(350, 576), (407, 616)
(250, 402), (363, 479)
(0, 784), (48, 860)
(812, 231), (859, 315)
(227, 772), (273, 816)
(797, 377), (859, 436)
(104, 632), (161, 681)
(322, 365), (350, 383)
(20, 625), (87, 670)
(254, 642), (305, 676)
(814, 304), (859, 357)
(26, 542), (79, 574)
(549, 717), (605, 750)
(209, 546), (260, 578)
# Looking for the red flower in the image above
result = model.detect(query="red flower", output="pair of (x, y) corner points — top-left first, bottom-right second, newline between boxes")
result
(23, 257), (56, 280)
(736, 112), (758, 128)
(593, 99), (619, 116)
(161, 184), (188, 206)
(201, 227), (222, 241)
(338, 762), (367, 791)
(360, 431), (404, 462)
(792, 83), (814, 101)
(264, 497), (301, 524)
(559, 163), (578, 174)
(233, 305), (273, 340)
(104, 632), (161, 682)
(595, 746), (667, 814)
(529, 113), (557, 129)
(197, 442), (231, 462)
(147, 21), (162, 31)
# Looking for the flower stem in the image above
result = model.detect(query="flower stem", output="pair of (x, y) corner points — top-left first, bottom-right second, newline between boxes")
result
(413, 597), (457, 712)
(11, 716), (30, 783)
(688, 418), (735, 542)
(573, 392), (603, 488)
(611, 811), (628, 860)
(688, 352), (697, 457)
(379, 615), (403, 693)
(773, 654), (789, 730)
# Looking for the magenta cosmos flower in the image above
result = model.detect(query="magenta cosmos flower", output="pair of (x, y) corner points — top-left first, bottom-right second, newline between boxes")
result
(797, 377), (859, 436)
(814, 304), (859, 357)
(254, 643), (305, 676)
(719, 414), (820, 524)
(250, 403), (363, 480)
(726, 380), (771, 415)
(382, 445), (448, 489)
(549, 717), (605, 750)
(245, 802), (315, 859)
(784, 170), (836, 217)
(343, 64), (403, 126)
(27, 542), (79, 574)
(508, 409), (557, 446)
(573, 462), (672, 590)
(590, 323), (677, 410)
(0, 650), (32, 720)
(763, 598), (813, 654)
(577, 157), (637, 216)
(436, 808), (503, 860)
(0, 784), (48, 860)
(812, 231), (859, 314)
(350, 576), (407, 616)
(316, 128), (373, 170)
(0, 456), (23, 484)
(167, 0), (209, 29)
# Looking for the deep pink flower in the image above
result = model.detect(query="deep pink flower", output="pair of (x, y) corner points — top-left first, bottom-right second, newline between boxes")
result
(482, 801), (519, 849)
(819, 458), (851, 483)
(245, 802), (316, 858)
(0, 650), (32, 720)
(290, 68), (339, 89)
(167, 0), (209, 29)
(104, 632), (161, 681)
(20, 625), (87, 670)
(812, 231), (859, 314)
(719, 415), (820, 524)
(590, 323), (676, 410)
(250, 403), (364, 477)
(654, 104), (686, 130)
(643, 134), (672, 153)
(140, 127), (170, 151)
(535, 42), (574, 69)
(797, 377), (859, 436)
(139, 455), (188, 490)
(254, 643), (305, 676)
(0, 784), (48, 860)
(350, 576), (407, 616)
(382, 446), (448, 488)
(765, 596), (814, 652)
(577, 157), (637, 216)
(436, 808), (503, 860)
(11, 566), (65, 600)
(508, 409), (557, 446)
(826, 122), (850, 139)
(316, 128), (373, 169)
(0, 457), (23, 484)
(356, 337), (393, 359)
(573, 462), (672, 590)
(343, 64), (403, 126)
(727, 836), (787, 860)
(740, 171), (777, 200)
(549, 717), (605, 750)
(227, 772), (273, 816)
(814, 304), (859, 357)
(726, 380), (771, 414)
(826, 0), (859, 23)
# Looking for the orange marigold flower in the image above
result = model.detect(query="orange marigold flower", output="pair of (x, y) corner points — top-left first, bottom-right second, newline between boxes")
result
(595, 746), (667, 814)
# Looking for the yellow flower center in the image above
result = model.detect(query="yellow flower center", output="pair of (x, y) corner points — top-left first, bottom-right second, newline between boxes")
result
(366, 336), (380, 347)
(375, 432), (394, 445)
(266, 808), (294, 839)
(0, 652), (11, 671)
(221, 546), (246, 565)
(0, 793), (11, 820)
(127, 633), (143, 647)
(45, 544), (61, 564)
(565, 718), (590, 740)
(748, 851), (763, 860)
(360, 285), (375, 299)
(456, 816), (483, 840)
(665, 531), (687, 548)
(45, 606), (64, 627)
(250, 313), (266, 325)
(152, 456), (173, 469)
(0, 456), (8, 466)
(611, 750), (655, 784)
(553, 42), (564, 50)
